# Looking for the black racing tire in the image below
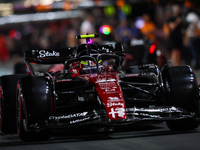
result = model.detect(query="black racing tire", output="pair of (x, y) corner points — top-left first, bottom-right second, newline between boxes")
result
(162, 65), (200, 131)
(0, 75), (27, 134)
(17, 76), (52, 141)
(14, 62), (29, 74)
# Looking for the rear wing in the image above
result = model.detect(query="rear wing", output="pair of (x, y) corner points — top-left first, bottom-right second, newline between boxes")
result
(24, 48), (75, 64)
(24, 45), (123, 64)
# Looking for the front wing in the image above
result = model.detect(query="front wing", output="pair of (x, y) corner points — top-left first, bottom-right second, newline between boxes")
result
(27, 106), (200, 131)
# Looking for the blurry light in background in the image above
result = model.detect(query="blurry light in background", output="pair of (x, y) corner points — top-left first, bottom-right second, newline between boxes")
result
(0, 11), (81, 26)
(15, 31), (22, 40)
(149, 44), (156, 54)
(116, 0), (125, 9)
(40, 0), (54, 5)
(99, 25), (111, 35)
(24, 0), (32, 7)
(121, 4), (132, 15)
(0, 3), (13, 16)
(79, 0), (94, 7)
(24, 0), (59, 7)
(104, 6), (115, 17)
(9, 30), (16, 38)
(63, 2), (72, 10)
(135, 17), (145, 29)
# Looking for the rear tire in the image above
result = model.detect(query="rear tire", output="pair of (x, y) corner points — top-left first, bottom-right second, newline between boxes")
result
(17, 76), (52, 141)
(162, 65), (200, 131)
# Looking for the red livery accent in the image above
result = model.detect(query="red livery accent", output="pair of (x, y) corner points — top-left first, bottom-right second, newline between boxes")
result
(79, 72), (127, 120)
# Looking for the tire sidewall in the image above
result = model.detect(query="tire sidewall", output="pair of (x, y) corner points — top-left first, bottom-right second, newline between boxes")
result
(17, 76), (52, 141)
(162, 65), (200, 114)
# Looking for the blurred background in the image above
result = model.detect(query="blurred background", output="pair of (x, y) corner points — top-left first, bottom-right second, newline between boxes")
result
(1, 0), (200, 75)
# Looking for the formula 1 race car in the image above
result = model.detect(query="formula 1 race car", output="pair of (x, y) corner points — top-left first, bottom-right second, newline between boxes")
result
(0, 34), (200, 141)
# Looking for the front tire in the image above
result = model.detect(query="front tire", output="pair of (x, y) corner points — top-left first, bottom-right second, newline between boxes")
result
(162, 65), (200, 131)
(17, 76), (52, 141)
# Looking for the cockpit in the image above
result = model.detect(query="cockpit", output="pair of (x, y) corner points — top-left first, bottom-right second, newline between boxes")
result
(65, 54), (120, 76)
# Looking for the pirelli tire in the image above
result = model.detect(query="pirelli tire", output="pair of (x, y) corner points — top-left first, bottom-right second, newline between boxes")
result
(162, 65), (200, 131)
(0, 75), (27, 134)
(17, 76), (52, 141)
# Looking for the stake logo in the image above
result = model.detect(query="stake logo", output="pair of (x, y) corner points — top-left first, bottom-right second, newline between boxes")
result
(107, 102), (124, 107)
(37, 50), (60, 58)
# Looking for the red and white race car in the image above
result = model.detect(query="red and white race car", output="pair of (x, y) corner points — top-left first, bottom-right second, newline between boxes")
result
(0, 34), (199, 141)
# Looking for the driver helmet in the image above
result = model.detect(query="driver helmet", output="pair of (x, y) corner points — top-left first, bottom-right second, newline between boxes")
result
(80, 60), (96, 68)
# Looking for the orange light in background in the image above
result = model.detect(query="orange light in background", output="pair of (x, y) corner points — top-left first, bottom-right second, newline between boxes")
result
(94, 0), (102, 5)
(116, 0), (125, 9)
(36, 4), (52, 12)
(185, 0), (194, 8)
(63, 2), (72, 10)
(153, 0), (159, 4)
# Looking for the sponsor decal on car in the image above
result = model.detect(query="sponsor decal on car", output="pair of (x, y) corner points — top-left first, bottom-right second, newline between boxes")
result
(99, 82), (117, 89)
(107, 102), (124, 107)
(107, 97), (122, 102)
(109, 108), (126, 118)
(70, 117), (90, 124)
(104, 96), (127, 119)
(49, 112), (88, 121)
(98, 82), (118, 93)
(37, 50), (60, 58)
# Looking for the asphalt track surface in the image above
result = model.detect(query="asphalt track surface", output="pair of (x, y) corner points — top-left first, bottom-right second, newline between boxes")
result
(0, 123), (200, 150)
(0, 69), (200, 150)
